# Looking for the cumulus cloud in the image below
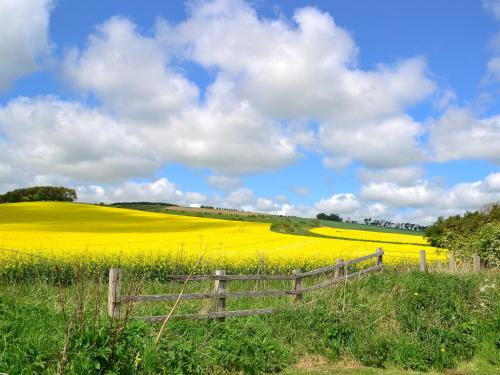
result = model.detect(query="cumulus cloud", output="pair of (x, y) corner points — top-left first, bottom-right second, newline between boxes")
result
(64, 16), (198, 122)
(76, 178), (207, 205)
(290, 186), (310, 197)
(0, 0), (52, 89)
(0, 0), (438, 189)
(0, 97), (157, 183)
(159, 0), (434, 167)
(224, 187), (255, 208)
(314, 193), (360, 214)
(361, 172), (500, 212)
(361, 181), (439, 208)
(207, 174), (242, 191)
(166, 1), (434, 123)
(484, 0), (500, 20)
(320, 115), (426, 167)
(485, 56), (500, 83)
(358, 166), (425, 186)
(62, 15), (298, 175)
(429, 108), (500, 164)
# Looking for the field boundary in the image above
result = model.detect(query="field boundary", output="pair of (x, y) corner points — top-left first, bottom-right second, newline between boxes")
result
(108, 248), (384, 322)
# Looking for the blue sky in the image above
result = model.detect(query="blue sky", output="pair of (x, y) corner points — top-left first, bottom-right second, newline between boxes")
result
(0, 0), (499, 224)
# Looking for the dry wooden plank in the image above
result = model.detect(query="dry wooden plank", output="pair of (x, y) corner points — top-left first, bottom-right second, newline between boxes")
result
(473, 254), (481, 272)
(449, 253), (457, 273)
(376, 247), (383, 267)
(214, 270), (226, 321)
(300, 264), (382, 293)
(292, 269), (303, 302)
(122, 289), (298, 303)
(334, 258), (345, 278)
(137, 308), (274, 322)
(298, 251), (381, 278)
(162, 274), (295, 281)
(419, 250), (426, 272)
(107, 268), (121, 319)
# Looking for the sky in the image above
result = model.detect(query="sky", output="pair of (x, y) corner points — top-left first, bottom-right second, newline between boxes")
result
(0, 0), (499, 225)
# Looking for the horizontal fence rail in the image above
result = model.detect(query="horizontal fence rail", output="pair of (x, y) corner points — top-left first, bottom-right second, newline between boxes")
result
(108, 248), (384, 322)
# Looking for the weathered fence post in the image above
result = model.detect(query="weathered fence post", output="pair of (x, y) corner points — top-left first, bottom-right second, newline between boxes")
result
(292, 269), (303, 302)
(449, 253), (457, 273)
(419, 249), (427, 272)
(108, 268), (121, 319)
(376, 247), (383, 268)
(473, 254), (481, 273)
(334, 259), (343, 278)
(213, 270), (226, 321)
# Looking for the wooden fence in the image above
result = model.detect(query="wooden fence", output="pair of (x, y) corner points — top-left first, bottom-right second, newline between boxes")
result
(108, 248), (384, 322)
(418, 250), (483, 273)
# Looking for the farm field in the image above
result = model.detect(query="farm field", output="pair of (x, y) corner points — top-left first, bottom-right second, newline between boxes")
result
(0, 202), (445, 277)
(310, 227), (429, 246)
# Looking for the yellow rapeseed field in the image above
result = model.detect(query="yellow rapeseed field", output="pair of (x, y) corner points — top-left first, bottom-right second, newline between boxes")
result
(0, 202), (446, 275)
(310, 227), (429, 245)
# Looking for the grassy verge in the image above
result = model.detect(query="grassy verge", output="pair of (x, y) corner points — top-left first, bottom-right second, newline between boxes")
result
(1, 267), (499, 374)
(111, 203), (424, 238)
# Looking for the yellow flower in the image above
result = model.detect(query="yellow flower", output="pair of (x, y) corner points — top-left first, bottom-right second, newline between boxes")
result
(134, 353), (142, 367)
(414, 292), (419, 296)
(440, 348), (446, 352)
(0, 202), (447, 273)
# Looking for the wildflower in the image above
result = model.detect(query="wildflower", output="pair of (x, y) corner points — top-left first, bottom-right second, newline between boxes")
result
(440, 347), (446, 352)
(414, 292), (419, 296)
(134, 353), (142, 367)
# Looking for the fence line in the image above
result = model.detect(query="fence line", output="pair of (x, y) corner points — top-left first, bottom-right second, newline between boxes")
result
(108, 248), (384, 322)
(416, 250), (482, 273)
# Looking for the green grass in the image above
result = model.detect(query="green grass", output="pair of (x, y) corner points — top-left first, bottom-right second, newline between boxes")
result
(1, 267), (499, 374)
(111, 203), (424, 238)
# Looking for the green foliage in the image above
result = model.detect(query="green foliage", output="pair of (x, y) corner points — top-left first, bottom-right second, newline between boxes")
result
(425, 203), (500, 267)
(1, 269), (499, 374)
(0, 186), (77, 203)
(316, 213), (343, 222)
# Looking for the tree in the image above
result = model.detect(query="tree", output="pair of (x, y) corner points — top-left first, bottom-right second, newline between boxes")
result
(316, 213), (343, 222)
(424, 203), (500, 267)
(0, 186), (77, 203)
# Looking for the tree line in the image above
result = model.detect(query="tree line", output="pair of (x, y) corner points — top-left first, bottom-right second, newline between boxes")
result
(424, 202), (500, 267)
(316, 212), (426, 231)
(0, 186), (77, 203)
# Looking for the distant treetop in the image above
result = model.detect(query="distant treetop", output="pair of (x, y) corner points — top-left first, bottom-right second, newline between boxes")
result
(0, 186), (77, 203)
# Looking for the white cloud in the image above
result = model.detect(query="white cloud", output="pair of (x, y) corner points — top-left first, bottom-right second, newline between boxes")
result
(429, 108), (500, 164)
(76, 178), (206, 205)
(0, 97), (157, 183)
(361, 172), (500, 212)
(290, 186), (310, 197)
(314, 193), (360, 214)
(320, 115), (426, 168)
(322, 156), (352, 171)
(64, 16), (198, 122)
(361, 181), (439, 208)
(159, 0), (434, 168)
(484, 172), (500, 191)
(0, 0), (52, 89)
(484, 0), (500, 20)
(485, 56), (500, 83)
(166, 1), (434, 124)
(207, 174), (242, 191)
(358, 166), (425, 186)
(149, 77), (298, 174)
(225, 187), (254, 207)
(62, 16), (298, 175)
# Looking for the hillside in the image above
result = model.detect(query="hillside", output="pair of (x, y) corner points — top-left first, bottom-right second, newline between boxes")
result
(0, 202), (442, 279)
(111, 202), (424, 236)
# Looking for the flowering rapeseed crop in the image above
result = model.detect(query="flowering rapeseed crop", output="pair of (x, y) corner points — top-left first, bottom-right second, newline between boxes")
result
(0, 202), (445, 277)
(310, 227), (429, 245)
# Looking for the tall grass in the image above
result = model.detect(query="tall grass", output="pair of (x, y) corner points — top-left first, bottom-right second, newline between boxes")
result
(1, 266), (499, 374)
